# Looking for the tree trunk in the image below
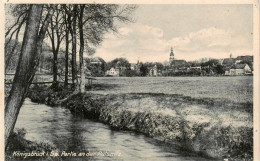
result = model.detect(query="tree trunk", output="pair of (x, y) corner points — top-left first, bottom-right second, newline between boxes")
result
(49, 18), (59, 88)
(64, 6), (70, 87)
(5, 4), (55, 148)
(64, 27), (69, 87)
(78, 5), (85, 93)
(53, 50), (58, 86)
(4, 4), (43, 147)
(71, 4), (78, 89)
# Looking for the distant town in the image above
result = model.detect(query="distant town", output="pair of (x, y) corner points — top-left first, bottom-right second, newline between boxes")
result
(102, 48), (253, 77)
(107, 49), (253, 77)
(6, 45), (254, 77)
(38, 47), (254, 77)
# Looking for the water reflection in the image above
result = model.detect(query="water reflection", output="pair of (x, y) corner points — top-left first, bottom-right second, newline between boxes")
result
(15, 99), (214, 161)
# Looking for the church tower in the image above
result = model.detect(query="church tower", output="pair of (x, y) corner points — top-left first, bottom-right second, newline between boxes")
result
(169, 47), (174, 62)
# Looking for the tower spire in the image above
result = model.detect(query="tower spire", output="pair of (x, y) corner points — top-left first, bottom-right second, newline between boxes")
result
(169, 47), (174, 62)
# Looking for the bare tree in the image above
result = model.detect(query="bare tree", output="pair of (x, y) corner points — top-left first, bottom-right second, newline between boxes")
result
(63, 5), (72, 87)
(5, 5), (29, 72)
(71, 5), (78, 89)
(78, 5), (86, 92)
(47, 5), (66, 87)
(5, 4), (55, 147)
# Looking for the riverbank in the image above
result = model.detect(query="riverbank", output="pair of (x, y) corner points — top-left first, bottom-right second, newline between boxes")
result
(5, 129), (56, 161)
(27, 85), (253, 160)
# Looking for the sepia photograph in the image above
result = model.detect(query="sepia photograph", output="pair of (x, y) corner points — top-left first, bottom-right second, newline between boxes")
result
(1, 0), (259, 161)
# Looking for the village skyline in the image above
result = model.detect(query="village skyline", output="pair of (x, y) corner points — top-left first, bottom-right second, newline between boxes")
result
(93, 4), (253, 63)
(88, 48), (253, 64)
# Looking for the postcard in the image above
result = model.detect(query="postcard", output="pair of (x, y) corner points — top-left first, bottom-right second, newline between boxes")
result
(1, 0), (259, 161)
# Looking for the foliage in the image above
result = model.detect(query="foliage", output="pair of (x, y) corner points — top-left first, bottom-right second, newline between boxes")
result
(85, 57), (107, 76)
(139, 64), (149, 76)
(80, 4), (136, 52)
(201, 59), (219, 67)
(214, 64), (225, 74)
(28, 84), (74, 106)
(4, 38), (21, 72)
(106, 58), (131, 70)
(66, 93), (105, 119)
(125, 69), (138, 77)
(6, 128), (55, 155)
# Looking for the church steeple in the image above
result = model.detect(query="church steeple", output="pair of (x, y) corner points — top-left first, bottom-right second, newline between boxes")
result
(169, 47), (174, 62)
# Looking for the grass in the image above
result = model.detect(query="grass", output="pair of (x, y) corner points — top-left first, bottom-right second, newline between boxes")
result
(8, 76), (253, 160)
(64, 92), (253, 160)
(93, 76), (253, 103)
(5, 128), (58, 161)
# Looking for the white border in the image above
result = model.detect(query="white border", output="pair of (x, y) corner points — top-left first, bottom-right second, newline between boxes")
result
(0, 1), (259, 161)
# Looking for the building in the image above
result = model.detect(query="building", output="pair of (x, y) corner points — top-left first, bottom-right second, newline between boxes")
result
(89, 57), (102, 65)
(105, 67), (120, 77)
(130, 63), (135, 70)
(228, 64), (252, 75)
(169, 47), (187, 70)
(148, 65), (158, 76)
(187, 66), (201, 71)
(169, 47), (174, 62)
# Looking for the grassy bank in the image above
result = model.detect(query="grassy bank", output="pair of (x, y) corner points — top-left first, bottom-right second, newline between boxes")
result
(5, 129), (57, 161)
(63, 93), (253, 160)
(26, 84), (253, 160)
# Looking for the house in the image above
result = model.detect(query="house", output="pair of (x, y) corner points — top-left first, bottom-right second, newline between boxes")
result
(187, 66), (201, 71)
(105, 67), (120, 77)
(148, 65), (158, 76)
(224, 66), (231, 75)
(130, 63), (136, 70)
(228, 64), (252, 75)
(89, 57), (102, 65)
(236, 55), (253, 71)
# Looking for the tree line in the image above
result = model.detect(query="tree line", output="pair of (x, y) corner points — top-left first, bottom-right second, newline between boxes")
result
(4, 4), (136, 148)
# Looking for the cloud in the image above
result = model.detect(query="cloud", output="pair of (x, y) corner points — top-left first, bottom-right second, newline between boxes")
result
(95, 24), (252, 63)
(119, 27), (133, 35)
(170, 27), (251, 53)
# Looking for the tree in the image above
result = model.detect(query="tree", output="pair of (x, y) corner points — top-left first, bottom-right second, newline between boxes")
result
(107, 58), (131, 69)
(5, 5), (28, 72)
(78, 5), (86, 92)
(47, 5), (66, 87)
(4, 39), (22, 72)
(214, 64), (225, 74)
(62, 4), (72, 87)
(125, 69), (138, 77)
(85, 57), (106, 77)
(140, 64), (148, 76)
(71, 5), (78, 89)
(154, 62), (164, 71)
(5, 4), (55, 147)
(77, 4), (136, 90)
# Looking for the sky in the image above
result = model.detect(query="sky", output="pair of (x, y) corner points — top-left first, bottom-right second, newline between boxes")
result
(94, 4), (253, 63)
(5, 4), (253, 63)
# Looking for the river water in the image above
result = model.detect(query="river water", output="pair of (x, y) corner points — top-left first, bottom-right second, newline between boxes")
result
(14, 99), (213, 161)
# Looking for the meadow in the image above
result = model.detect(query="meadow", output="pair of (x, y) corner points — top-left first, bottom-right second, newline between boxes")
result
(93, 76), (253, 104)
(25, 76), (254, 160)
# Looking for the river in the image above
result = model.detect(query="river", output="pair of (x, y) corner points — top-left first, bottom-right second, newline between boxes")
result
(14, 99), (214, 161)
